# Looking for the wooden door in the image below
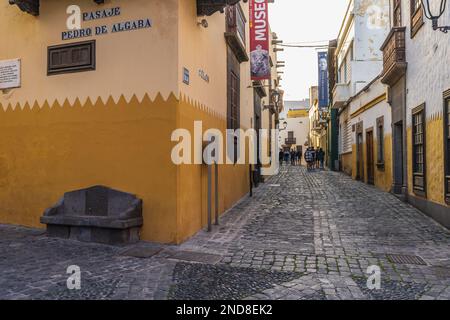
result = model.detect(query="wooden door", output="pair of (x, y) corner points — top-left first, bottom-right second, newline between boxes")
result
(366, 130), (374, 185)
(356, 133), (364, 181)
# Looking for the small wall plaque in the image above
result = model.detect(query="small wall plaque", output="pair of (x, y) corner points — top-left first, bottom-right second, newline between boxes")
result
(183, 68), (190, 85)
(0, 59), (21, 90)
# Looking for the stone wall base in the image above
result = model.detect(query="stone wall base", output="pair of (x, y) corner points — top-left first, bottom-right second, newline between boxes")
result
(407, 195), (450, 229)
(47, 225), (140, 245)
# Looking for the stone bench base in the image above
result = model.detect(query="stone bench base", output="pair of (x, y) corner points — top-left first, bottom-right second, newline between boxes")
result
(47, 225), (140, 245)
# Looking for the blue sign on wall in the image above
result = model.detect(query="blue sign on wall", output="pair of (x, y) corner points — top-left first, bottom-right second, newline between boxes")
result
(318, 52), (329, 109)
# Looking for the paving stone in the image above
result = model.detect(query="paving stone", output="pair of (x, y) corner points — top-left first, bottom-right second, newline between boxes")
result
(1, 166), (449, 300)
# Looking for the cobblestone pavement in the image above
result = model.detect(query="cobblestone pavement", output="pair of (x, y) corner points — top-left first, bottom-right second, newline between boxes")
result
(1, 166), (449, 300)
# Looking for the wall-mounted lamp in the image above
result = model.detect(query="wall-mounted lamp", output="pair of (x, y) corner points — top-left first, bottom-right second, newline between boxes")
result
(197, 18), (209, 28)
(271, 90), (281, 104)
(422, 0), (450, 33)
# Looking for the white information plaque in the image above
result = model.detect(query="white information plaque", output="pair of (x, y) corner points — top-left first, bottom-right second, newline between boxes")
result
(0, 59), (21, 90)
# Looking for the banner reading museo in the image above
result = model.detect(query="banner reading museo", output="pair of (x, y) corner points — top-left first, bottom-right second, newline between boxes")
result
(249, 0), (270, 81)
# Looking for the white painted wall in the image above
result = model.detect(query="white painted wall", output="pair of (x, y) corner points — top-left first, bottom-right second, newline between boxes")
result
(401, 0), (450, 125)
(278, 116), (310, 150)
(336, 0), (390, 97)
(349, 78), (392, 141)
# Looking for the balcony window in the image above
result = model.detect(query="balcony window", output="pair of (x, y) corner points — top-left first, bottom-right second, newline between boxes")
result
(225, 4), (249, 63)
(410, 0), (424, 37)
(393, 0), (402, 27)
(285, 132), (296, 145)
(412, 104), (426, 196)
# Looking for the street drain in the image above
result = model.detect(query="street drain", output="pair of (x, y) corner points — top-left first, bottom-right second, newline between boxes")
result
(386, 254), (427, 265)
(166, 251), (222, 264)
(119, 246), (163, 258)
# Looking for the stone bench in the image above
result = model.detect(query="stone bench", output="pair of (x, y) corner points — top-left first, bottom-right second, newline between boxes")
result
(40, 186), (143, 245)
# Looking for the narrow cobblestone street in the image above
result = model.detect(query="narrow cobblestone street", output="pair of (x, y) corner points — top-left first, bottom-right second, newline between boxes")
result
(1, 166), (449, 300)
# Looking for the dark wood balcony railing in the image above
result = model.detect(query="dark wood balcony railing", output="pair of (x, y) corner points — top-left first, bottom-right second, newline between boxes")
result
(226, 4), (246, 45)
(380, 27), (407, 86)
(224, 4), (249, 63)
(198, 0), (242, 17)
(285, 138), (297, 145)
(9, 0), (40, 15)
(9, 0), (105, 16)
(10, 0), (244, 17)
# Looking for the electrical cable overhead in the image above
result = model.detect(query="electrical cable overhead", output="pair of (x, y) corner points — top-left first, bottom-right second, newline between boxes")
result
(280, 44), (329, 49)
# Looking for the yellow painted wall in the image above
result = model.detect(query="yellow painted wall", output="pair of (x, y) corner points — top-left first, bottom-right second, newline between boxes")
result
(350, 135), (391, 191)
(0, 94), (179, 243)
(175, 0), (254, 242)
(0, 0), (179, 108)
(176, 98), (250, 243)
(342, 151), (353, 176)
(407, 115), (448, 207)
(373, 135), (392, 192)
(0, 0), (256, 245)
(177, 0), (227, 118)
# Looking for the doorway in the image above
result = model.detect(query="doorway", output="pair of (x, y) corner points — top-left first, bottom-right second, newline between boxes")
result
(253, 89), (262, 186)
(366, 129), (374, 185)
(356, 132), (364, 181)
(393, 121), (404, 194)
(355, 122), (364, 181)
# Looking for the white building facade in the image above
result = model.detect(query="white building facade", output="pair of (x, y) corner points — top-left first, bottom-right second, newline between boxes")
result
(332, 0), (390, 175)
(380, 0), (450, 227)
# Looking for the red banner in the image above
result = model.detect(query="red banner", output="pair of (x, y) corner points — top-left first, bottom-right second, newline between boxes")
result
(249, 0), (270, 81)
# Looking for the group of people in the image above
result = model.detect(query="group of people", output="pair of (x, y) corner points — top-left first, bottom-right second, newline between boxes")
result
(279, 149), (302, 166)
(279, 146), (325, 171)
(304, 147), (325, 171)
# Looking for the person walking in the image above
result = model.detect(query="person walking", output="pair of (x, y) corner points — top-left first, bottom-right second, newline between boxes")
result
(284, 150), (290, 165)
(297, 149), (302, 166)
(311, 147), (317, 170)
(294, 150), (299, 166)
(279, 149), (284, 166)
(316, 148), (320, 169)
(318, 148), (325, 169)
(305, 147), (313, 171)
(290, 149), (296, 166)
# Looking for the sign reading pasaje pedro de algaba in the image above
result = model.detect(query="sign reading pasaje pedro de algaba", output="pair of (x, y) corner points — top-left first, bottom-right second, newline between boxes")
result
(62, 6), (152, 41)
(0, 59), (21, 90)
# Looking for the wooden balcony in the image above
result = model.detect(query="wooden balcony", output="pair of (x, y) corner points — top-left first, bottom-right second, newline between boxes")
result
(198, 0), (243, 17)
(9, 0), (105, 16)
(9, 0), (39, 15)
(224, 4), (249, 63)
(285, 138), (297, 145)
(380, 27), (407, 86)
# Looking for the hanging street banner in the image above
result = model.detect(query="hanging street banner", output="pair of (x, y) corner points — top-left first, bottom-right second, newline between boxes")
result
(318, 52), (329, 109)
(250, 0), (270, 81)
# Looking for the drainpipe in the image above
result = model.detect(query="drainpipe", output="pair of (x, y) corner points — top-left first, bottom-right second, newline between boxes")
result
(207, 163), (212, 232)
(249, 164), (253, 197)
(214, 162), (219, 226)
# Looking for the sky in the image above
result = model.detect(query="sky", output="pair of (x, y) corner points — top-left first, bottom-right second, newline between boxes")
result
(269, 0), (350, 101)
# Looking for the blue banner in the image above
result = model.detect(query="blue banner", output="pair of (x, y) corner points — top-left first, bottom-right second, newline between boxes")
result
(318, 52), (329, 108)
